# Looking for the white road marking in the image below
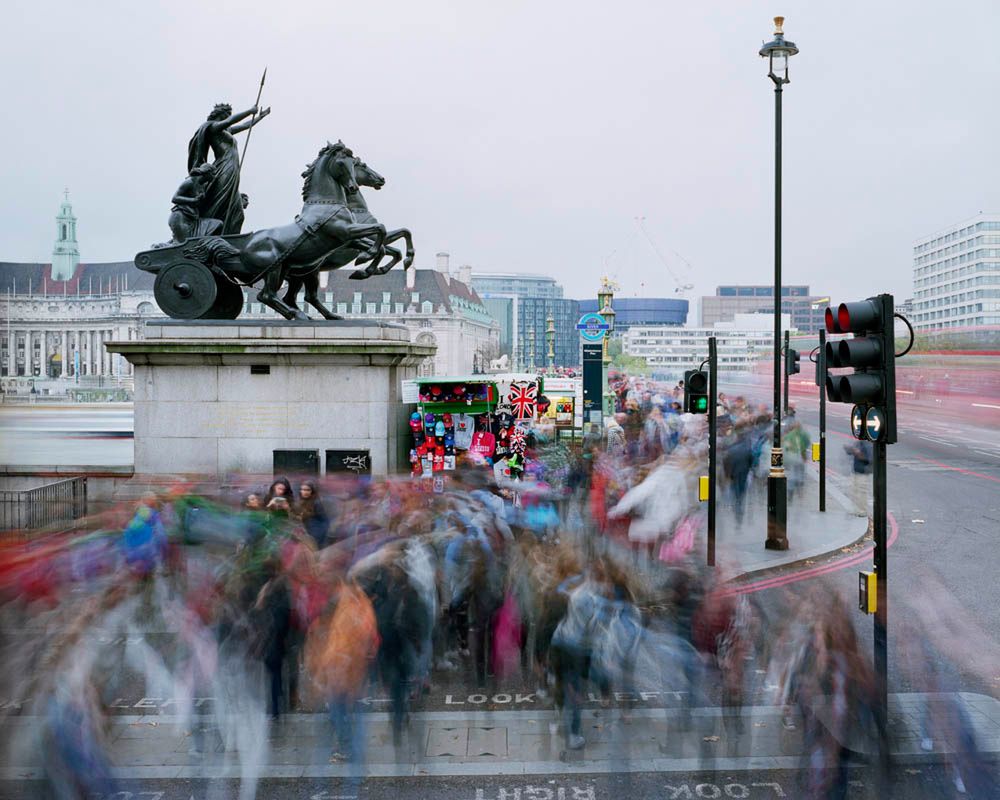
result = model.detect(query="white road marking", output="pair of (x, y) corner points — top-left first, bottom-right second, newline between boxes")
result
(972, 450), (1000, 460)
(972, 403), (1000, 410)
(918, 436), (957, 447)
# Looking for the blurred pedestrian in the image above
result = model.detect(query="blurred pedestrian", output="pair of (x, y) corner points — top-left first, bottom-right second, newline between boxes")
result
(251, 555), (292, 720)
(266, 476), (294, 505)
(845, 439), (873, 517)
(294, 480), (330, 549)
(305, 578), (379, 775)
(121, 492), (167, 580)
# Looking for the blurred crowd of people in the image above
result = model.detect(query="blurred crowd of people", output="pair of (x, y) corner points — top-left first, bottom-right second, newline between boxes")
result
(0, 376), (993, 799)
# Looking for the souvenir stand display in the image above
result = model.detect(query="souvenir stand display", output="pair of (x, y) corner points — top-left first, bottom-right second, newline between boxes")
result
(406, 374), (545, 484)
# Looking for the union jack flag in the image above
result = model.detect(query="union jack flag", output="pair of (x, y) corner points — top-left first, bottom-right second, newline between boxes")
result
(507, 381), (537, 420)
(510, 424), (527, 454)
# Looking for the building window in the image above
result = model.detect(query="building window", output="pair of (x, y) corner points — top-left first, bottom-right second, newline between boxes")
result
(421, 301), (433, 314)
(382, 292), (391, 304)
(366, 302), (376, 315)
(337, 302), (348, 315)
(394, 303), (404, 314)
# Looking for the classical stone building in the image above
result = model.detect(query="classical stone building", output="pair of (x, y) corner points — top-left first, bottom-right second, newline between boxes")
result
(0, 198), (498, 392)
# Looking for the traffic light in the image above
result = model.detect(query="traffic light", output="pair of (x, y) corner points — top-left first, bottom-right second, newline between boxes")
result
(684, 369), (709, 414)
(824, 294), (896, 443)
(785, 348), (800, 375)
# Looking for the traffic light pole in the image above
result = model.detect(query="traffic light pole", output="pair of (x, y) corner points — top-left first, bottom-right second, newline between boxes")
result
(707, 337), (718, 567)
(818, 329), (827, 513)
(873, 438), (889, 752)
(783, 329), (790, 415)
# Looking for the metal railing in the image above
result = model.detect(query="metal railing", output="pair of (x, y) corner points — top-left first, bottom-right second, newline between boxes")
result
(0, 477), (87, 533)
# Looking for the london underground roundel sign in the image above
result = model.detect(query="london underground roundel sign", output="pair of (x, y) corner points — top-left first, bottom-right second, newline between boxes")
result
(576, 312), (611, 342)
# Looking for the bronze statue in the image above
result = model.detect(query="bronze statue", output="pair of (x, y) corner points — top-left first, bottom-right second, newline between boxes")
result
(135, 83), (414, 321)
(187, 102), (270, 235)
(282, 156), (414, 318)
(167, 164), (218, 242)
(137, 141), (407, 320)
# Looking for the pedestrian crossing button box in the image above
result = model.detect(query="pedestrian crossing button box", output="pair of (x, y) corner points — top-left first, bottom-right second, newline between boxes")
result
(859, 570), (877, 614)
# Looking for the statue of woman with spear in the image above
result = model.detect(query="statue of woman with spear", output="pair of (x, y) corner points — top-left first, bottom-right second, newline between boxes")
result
(187, 68), (270, 236)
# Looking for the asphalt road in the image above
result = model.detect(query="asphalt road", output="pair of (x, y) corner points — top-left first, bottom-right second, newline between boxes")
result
(770, 391), (1000, 697)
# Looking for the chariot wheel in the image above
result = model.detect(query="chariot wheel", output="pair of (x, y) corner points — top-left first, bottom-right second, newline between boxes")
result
(153, 260), (217, 319)
(206, 277), (245, 320)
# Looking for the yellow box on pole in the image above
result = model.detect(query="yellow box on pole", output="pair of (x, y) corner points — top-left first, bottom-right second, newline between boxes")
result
(859, 571), (877, 614)
(812, 442), (821, 462)
(699, 475), (709, 502)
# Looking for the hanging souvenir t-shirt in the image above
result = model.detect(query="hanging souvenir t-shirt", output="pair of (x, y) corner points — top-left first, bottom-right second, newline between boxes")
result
(493, 458), (512, 483)
(453, 414), (475, 450)
(469, 429), (496, 461)
(495, 380), (538, 420)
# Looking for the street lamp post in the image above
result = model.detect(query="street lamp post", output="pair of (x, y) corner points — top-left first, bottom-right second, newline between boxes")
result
(760, 16), (798, 550)
(545, 314), (556, 370)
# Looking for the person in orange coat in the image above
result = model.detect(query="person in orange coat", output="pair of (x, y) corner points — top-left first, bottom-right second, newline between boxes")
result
(304, 578), (380, 770)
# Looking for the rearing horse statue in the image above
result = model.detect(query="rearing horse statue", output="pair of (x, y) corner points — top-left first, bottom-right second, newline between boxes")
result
(282, 156), (414, 319)
(241, 141), (389, 319)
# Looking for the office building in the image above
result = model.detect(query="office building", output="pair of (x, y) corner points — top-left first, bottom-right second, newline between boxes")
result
(912, 213), (1000, 332)
(576, 297), (688, 331)
(471, 271), (579, 368)
(699, 285), (827, 333)
(622, 313), (792, 381)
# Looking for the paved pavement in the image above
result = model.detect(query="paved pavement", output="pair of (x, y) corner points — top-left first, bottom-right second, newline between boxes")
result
(3, 693), (997, 783)
(596, 458), (868, 583)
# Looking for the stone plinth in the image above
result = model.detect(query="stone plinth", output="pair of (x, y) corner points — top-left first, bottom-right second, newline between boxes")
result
(107, 320), (435, 478)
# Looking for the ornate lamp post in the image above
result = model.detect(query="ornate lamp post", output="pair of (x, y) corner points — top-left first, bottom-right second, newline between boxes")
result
(545, 314), (556, 370)
(528, 329), (536, 372)
(760, 16), (798, 550)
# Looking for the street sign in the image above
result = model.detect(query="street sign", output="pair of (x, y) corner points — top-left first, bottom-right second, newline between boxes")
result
(865, 407), (886, 442)
(581, 341), (603, 421)
(850, 405), (865, 439)
(576, 312), (610, 342)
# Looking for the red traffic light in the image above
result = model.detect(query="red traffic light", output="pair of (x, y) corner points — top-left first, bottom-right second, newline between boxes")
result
(837, 299), (882, 334)
(824, 307), (843, 334)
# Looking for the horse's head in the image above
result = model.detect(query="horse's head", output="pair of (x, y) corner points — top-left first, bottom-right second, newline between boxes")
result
(353, 158), (386, 191)
(301, 140), (359, 201)
(328, 143), (359, 195)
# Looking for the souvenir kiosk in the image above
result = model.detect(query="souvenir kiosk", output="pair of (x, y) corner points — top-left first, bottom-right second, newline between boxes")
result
(404, 373), (545, 481)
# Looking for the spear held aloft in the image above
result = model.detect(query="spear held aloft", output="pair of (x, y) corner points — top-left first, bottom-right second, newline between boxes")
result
(240, 67), (267, 170)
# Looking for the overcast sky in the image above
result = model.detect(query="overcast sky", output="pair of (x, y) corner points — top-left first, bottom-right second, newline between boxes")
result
(3, 0), (998, 311)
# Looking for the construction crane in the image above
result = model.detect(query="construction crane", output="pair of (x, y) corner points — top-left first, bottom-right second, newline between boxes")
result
(634, 216), (695, 296)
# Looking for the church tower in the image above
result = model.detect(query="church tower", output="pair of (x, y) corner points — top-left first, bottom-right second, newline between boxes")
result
(51, 189), (80, 281)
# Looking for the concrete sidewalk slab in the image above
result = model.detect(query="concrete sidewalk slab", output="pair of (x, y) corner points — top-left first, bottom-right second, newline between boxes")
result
(3, 693), (996, 780)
